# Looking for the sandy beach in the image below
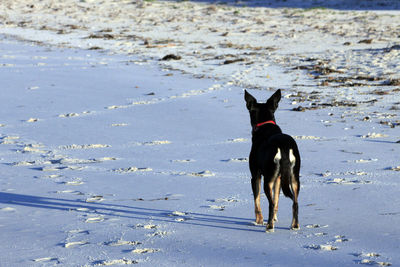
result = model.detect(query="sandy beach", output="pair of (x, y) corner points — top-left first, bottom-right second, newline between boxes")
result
(0, 0), (399, 266)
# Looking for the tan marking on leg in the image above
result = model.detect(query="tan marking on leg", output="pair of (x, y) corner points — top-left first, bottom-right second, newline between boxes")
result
(254, 178), (263, 225)
(265, 181), (275, 231)
(291, 181), (300, 230)
(255, 193), (263, 224)
(273, 176), (281, 222)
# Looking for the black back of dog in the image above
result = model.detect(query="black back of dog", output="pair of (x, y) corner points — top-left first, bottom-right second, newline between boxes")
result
(245, 89), (301, 231)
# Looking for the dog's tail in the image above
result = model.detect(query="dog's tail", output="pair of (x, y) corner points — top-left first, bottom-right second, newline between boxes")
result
(275, 148), (297, 199)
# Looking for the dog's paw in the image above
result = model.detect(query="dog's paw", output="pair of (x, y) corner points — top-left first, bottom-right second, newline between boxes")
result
(291, 223), (300, 230)
(255, 214), (264, 225)
(266, 223), (275, 232)
(266, 227), (275, 233)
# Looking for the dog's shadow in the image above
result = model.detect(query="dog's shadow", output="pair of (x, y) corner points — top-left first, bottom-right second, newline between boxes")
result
(0, 192), (265, 233)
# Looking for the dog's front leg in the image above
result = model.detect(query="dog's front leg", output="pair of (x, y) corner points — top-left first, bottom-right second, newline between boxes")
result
(251, 171), (263, 225)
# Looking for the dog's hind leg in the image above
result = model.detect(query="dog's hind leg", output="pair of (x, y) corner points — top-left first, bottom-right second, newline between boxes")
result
(251, 170), (263, 225)
(273, 176), (281, 222)
(290, 178), (300, 230)
(264, 179), (275, 231)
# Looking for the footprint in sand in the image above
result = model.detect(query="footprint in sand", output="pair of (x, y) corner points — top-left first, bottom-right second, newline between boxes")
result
(386, 166), (400, 171)
(208, 205), (225, 211)
(58, 111), (91, 118)
(19, 144), (47, 154)
(61, 179), (85, 186)
(189, 170), (215, 177)
(59, 144), (111, 149)
(171, 159), (195, 163)
(227, 138), (248, 143)
(56, 189), (84, 195)
(221, 158), (248, 163)
(325, 178), (371, 185)
(168, 211), (190, 222)
(305, 244), (338, 251)
(85, 195), (104, 202)
(131, 248), (160, 254)
(64, 240), (89, 248)
(163, 170), (215, 177)
(39, 166), (68, 172)
(334, 235), (350, 243)
(314, 232), (328, 237)
(353, 252), (392, 266)
(147, 231), (169, 237)
(85, 216), (105, 223)
(135, 140), (171, 146)
(134, 223), (157, 230)
(0, 207), (16, 212)
(113, 167), (152, 173)
(208, 197), (239, 203)
(293, 135), (323, 141)
(32, 257), (60, 264)
(0, 136), (20, 145)
(93, 259), (138, 265)
(305, 224), (329, 229)
(353, 158), (378, 164)
(24, 118), (39, 123)
(44, 174), (64, 179)
(111, 123), (129, 127)
(104, 240), (142, 246)
(68, 229), (90, 235)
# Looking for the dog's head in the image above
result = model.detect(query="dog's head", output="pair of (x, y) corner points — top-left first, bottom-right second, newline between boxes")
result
(244, 89), (281, 128)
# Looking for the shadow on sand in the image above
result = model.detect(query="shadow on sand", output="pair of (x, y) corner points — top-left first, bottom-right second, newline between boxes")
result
(0, 192), (283, 232)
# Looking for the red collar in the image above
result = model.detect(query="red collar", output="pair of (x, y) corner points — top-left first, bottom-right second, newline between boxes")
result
(256, 120), (276, 127)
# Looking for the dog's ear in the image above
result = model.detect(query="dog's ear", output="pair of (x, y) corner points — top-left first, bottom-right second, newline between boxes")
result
(266, 89), (281, 111)
(244, 90), (257, 111)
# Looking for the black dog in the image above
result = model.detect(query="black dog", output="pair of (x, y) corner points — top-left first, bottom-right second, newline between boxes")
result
(245, 89), (301, 232)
